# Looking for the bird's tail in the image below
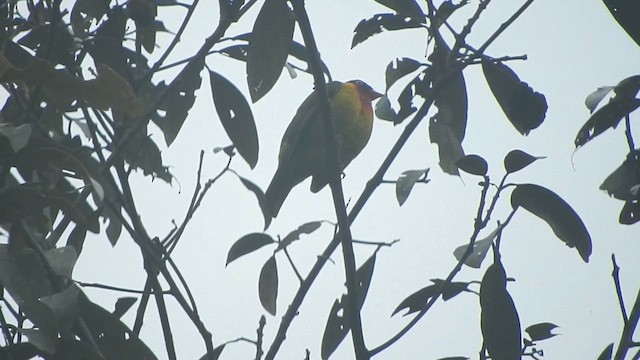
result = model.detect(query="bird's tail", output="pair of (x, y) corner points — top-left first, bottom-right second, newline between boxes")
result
(265, 169), (294, 218)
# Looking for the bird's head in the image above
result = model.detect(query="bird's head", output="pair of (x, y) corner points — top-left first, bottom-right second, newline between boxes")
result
(349, 80), (383, 102)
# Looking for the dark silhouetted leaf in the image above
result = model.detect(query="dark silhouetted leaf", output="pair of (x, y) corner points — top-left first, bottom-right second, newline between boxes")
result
(511, 184), (592, 262)
(209, 70), (258, 168)
(377, 76), (420, 124)
(39, 285), (81, 335)
(480, 260), (521, 360)
(620, 199), (640, 225)
(430, 118), (464, 175)
(396, 169), (429, 206)
(614, 75), (640, 99)
(453, 227), (497, 269)
(433, 0), (469, 29)
(392, 285), (438, 316)
(430, 279), (469, 301)
(575, 98), (640, 148)
(123, 134), (173, 183)
(456, 154), (487, 176)
(80, 295), (157, 359)
(154, 58), (204, 146)
(375, 95), (397, 121)
(352, 13), (424, 48)
(321, 254), (376, 360)
(0, 123), (31, 151)
(259, 256), (278, 316)
(600, 152), (640, 200)
(278, 221), (322, 250)
(226, 233), (275, 266)
(385, 57), (422, 91)
(525, 322), (559, 341)
(504, 149), (545, 174)
(218, 0), (243, 19)
(0, 184), (47, 223)
(21, 328), (56, 354)
(0, 246), (55, 303)
(374, 0), (425, 19)
(585, 86), (615, 113)
(237, 175), (272, 230)
(247, 0), (294, 102)
(45, 246), (78, 279)
(113, 297), (137, 319)
(604, 0), (640, 46)
(597, 342), (614, 360)
(49, 191), (100, 234)
(483, 61), (547, 135)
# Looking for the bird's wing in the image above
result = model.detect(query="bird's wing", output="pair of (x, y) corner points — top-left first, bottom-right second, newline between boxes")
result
(278, 81), (343, 164)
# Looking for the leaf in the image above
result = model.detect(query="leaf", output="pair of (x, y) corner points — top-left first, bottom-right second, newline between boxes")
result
(525, 322), (559, 341)
(45, 246), (78, 279)
(153, 57), (204, 146)
(246, 0), (294, 102)
(21, 328), (56, 354)
(226, 233), (275, 266)
(237, 175), (272, 230)
(321, 254), (377, 360)
(430, 279), (469, 301)
(0, 183), (47, 223)
(511, 184), (592, 262)
(0, 123), (31, 151)
(259, 256), (278, 316)
(209, 70), (259, 168)
(392, 285), (438, 316)
(619, 199), (640, 225)
(0, 246), (55, 303)
(278, 221), (322, 250)
(575, 98), (640, 148)
(603, 0), (640, 46)
(453, 226), (499, 269)
(352, 13), (424, 48)
(482, 61), (547, 135)
(396, 169), (429, 206)
(600, 153), (640, 200)
(480, 260), (521, 360)
(113, 297), (137, 319)
(385, 57), (422, 91)
(585, 86), (615, 113)
(456, 154), (487, 176)
(39, 285), (81, 335)
(597, 343), (614, 360)
(504, 149), (545, 174)
(374, 0), (425, 19)
(429, 118), (464, 175)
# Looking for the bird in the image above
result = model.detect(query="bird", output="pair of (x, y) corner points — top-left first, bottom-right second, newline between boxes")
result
(265, 80), (383, 218)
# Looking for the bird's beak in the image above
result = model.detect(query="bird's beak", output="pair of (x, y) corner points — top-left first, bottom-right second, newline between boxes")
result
(368, 89), (384, 101)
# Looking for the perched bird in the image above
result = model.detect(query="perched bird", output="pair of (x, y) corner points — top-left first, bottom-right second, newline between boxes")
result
(265, 80), (383, 218)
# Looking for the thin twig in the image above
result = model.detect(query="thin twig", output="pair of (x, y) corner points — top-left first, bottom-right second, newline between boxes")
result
(614, 283), (640, 360)
(625, 114), (635, 152)
(612, 254), (629, 323)
(255, 315), (266, 360)
(75, 280), (167, 295)
(477, 0), (535, 53)
(282, 247), (304, 283)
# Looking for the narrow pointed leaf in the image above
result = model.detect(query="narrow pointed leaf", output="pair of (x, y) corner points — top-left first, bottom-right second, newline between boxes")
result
(585, 86), (614, 113)
(352, 13), (424, 48)
(511, 184), (591, 262)
(575, 98), (640, 148)
(237, 175), (271, 229)
(597, 343), (614, 360)
(480, 260), (521, 360)
(246, 0), (294, 102)
(258, 256), (278, 316)
(392, 285), (438, 316)
(504, 150), (545, 174)
(396, 169), (429, 206)
(209, 70), (258, 168)
(113, 297), (137, 319)
(278, 221), (322, 250)
(483, 61), (547, 135)
(385, 57), (422, 91)
(226, 233), (275, 266)
(456, 154), (487, 176)
(374, 0), (425, 19)
(453, 226), (499, 268)
(321, 254), (377, 359)
(525, 322), (559, 341)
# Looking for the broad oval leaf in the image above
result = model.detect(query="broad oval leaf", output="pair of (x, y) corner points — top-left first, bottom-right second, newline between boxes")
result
(246, 0), (294, 102)
(504, 149), (545, 174)
(456, 154), (487, 176)
(259, 256), (278, 316)
(385, 57), (422, 91)
(575, 98), (640, 148)
(480, 261), (521, 360)
(482, 61), (547, 135)
(396, 169), (429, 206)
(511, 184), (592, 262)
(604, 0), (640, 46)
(619, 200), (640, 225)
(209, 70), (259, 169)
(525, 322), (559, 341)
(600, 154), (640, 201)
(226, 233), (275, 266)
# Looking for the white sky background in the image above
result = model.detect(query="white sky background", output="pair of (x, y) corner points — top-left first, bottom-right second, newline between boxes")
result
(70, 0), (640, 359)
